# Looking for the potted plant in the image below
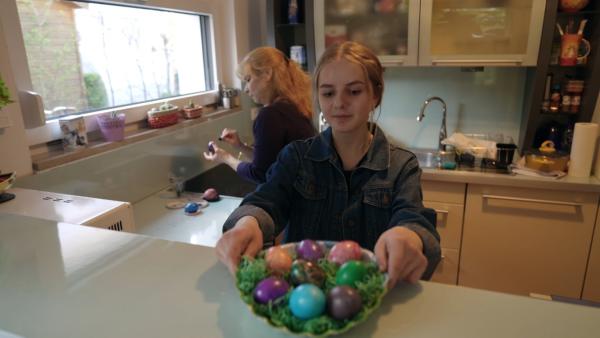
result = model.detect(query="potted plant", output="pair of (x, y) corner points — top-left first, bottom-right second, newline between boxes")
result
(147, 102), (179, 128)
(183, 100), (203, 119)
(96, 111), (126, 142)
(0, 75), (14, 111)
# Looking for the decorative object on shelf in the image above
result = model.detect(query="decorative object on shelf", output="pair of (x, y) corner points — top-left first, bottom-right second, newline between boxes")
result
(325, 25), (347, 48)
(559, 0), (589, 13)
(147, 102), (179, 128)
(96, 112), (126, 142)
(0, 75), (14, 111)
(58, 115), (88, 151)
(290, 45), (306, 68)
(221, 88), (239, 109)
(557, 20), (590, 66)
(288, 0), (298, 24)
(182, 100), (203, 119)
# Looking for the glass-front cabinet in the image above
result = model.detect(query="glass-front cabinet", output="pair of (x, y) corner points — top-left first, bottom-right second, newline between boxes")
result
(313, 0), (546, 67)
(419, 0), (546, 66)
(314, 0), (420, 66)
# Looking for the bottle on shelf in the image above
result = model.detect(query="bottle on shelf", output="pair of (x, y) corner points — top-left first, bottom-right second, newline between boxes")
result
(549, 83), (562, 113)
(288, 0), (299, 24)
(542, 74), (552, 112)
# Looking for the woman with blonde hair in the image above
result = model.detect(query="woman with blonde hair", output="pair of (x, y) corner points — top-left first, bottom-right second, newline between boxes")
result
(204, 47), (315, 184)
(216, 42), (440, 289)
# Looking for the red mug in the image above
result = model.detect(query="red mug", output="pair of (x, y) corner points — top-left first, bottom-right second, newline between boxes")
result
(560, 34), (591, 66)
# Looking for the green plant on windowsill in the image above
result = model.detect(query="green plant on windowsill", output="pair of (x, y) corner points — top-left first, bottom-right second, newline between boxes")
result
(0, 75), (14, 110)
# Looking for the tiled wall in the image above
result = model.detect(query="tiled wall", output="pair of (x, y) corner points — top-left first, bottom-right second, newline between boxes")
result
(16, 110), (254, 203)
(378, 67), (527, 149)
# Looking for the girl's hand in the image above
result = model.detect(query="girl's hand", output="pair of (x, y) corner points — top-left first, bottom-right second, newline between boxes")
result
(215, 216), (264, 275)
(219, 128), (243, 148)
(374, 226), (427, 289)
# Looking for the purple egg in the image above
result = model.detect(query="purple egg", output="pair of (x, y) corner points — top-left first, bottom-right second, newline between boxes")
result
(296, 239), (324, 261)
(253, 277), (289, 304)
(327, 285), (362, 320)
(208, 141), (216, 154)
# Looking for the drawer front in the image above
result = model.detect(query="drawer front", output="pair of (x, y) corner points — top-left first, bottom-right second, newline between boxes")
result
(424, 201), (464, 250)
(431, 248), (459, 285)
(459, 184), (598, 298)
(422, 181), (465, 204)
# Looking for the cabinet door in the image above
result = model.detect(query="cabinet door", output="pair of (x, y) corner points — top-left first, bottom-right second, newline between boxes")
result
(419, 0), (546, 66)
(424, 201), (464, 250)
(582, 206), (600, 302)
(313, 0), (419, 66)
(431, 248), (459, 285)
(460, 185), (598, 298)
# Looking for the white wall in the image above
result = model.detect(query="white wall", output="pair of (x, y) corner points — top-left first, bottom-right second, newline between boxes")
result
(0, 0), (247, 178)
(0, 18), (32, 177)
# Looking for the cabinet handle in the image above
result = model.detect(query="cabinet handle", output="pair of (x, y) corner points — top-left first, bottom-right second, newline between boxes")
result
(431, 59), (523, 65)
(482, 194), (583, 207)
(434, 209), (449, 215)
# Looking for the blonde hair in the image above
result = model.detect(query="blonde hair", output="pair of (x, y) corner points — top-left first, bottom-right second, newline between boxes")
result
(237, 47), (313, 119)
(313, 41), (384, 109)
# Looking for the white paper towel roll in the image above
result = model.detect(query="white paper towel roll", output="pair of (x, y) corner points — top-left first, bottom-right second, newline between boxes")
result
(569, 122), (598, 177)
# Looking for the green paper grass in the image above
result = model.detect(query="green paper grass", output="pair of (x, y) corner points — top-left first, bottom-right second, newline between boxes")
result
(236, 242), (387, 337)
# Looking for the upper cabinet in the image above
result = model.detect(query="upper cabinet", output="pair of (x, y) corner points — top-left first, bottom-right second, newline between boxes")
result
(313, 0), (546, 67)
(314, 0), (420, 66)
(419, 0), (546, 66)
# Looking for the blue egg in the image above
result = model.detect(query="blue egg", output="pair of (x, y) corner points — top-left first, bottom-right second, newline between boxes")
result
(184, 202), (199, 214)
(289, 284), (325, 320)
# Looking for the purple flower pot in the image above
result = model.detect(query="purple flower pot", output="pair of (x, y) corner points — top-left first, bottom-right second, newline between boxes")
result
(97, 114), (126, 142)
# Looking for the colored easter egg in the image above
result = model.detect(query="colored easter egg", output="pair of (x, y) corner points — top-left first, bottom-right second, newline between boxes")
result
(296, 239), (324, 261)
(327, 285), (362, 320)
(335, 260), (367, 287)
(253, 277), (289, 304)
(265, 246), (293, 275)
(328, 240), (362, 265)
(184, 202), (199, 214)
(289, 284), (326, 320)
(290, 259), (326, 287)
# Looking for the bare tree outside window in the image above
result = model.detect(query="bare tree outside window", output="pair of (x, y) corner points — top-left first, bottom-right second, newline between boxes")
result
(16, 0), (210, 120)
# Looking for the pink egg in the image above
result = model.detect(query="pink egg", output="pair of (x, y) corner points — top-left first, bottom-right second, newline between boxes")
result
(265, 246), (293, 274)
(328, 241), (362, 265)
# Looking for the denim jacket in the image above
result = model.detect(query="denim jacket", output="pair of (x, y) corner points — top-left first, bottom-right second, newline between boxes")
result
(223, 125), (441, 279)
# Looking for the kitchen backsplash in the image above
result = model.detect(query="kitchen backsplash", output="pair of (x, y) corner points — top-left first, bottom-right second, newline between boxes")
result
(16, 110), (254, 203)
(378, 67), (527, 149)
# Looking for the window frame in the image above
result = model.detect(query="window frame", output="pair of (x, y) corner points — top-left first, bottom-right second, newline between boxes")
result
(1, 0), (225, 146)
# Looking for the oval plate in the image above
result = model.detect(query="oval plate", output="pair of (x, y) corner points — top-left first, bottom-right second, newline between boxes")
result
(236, 241), (388, 337)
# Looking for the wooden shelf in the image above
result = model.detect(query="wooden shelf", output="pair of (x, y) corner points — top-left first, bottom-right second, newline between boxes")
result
(31, 107), (242, 172)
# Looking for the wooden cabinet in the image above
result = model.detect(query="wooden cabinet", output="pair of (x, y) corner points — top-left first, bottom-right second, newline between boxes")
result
(582, 206), (600, 302)
(422, 181), (466, 285)
(419, 0), (546, 66)
(459, 184), (598, 298)
(313, 0), (545, 66)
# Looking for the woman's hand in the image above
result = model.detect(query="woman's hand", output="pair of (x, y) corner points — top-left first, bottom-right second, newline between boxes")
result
(219, 128), (243, 148)
(215, 216), (264, 275)
(374, 226), (427, 289)
(203, 141), (233, 164)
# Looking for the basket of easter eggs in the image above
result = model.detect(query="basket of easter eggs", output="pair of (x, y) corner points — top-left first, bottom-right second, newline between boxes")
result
(236, 240), (388, 336)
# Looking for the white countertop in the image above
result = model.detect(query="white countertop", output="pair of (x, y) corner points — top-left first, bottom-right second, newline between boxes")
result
(1, 213), (599, 338)
(133, 189), (241, 247)
(421, 167), (600, 192)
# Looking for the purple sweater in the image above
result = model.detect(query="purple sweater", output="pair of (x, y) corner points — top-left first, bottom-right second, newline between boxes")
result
(237, 100), (315, 184)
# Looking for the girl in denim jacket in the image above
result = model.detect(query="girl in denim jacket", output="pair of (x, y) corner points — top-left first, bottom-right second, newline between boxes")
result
(217, 42), (441, 289)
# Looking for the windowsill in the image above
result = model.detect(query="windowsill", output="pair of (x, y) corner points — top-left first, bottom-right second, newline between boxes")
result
(31, 106), (243, 172)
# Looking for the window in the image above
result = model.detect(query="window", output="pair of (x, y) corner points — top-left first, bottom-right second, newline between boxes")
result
(14, 0), (214, 121)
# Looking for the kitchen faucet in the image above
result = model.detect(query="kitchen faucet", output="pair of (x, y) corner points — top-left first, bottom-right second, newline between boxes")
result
(417, 96), (447, 152)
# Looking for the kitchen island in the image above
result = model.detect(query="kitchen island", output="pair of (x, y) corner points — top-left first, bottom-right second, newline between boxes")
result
(0, 214), (598, 338)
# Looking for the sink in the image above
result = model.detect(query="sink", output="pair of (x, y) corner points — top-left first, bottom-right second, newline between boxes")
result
(408, 148), (440, 168)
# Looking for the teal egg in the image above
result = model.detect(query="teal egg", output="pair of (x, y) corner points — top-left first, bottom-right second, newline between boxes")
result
(289, 284), (326, 320)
